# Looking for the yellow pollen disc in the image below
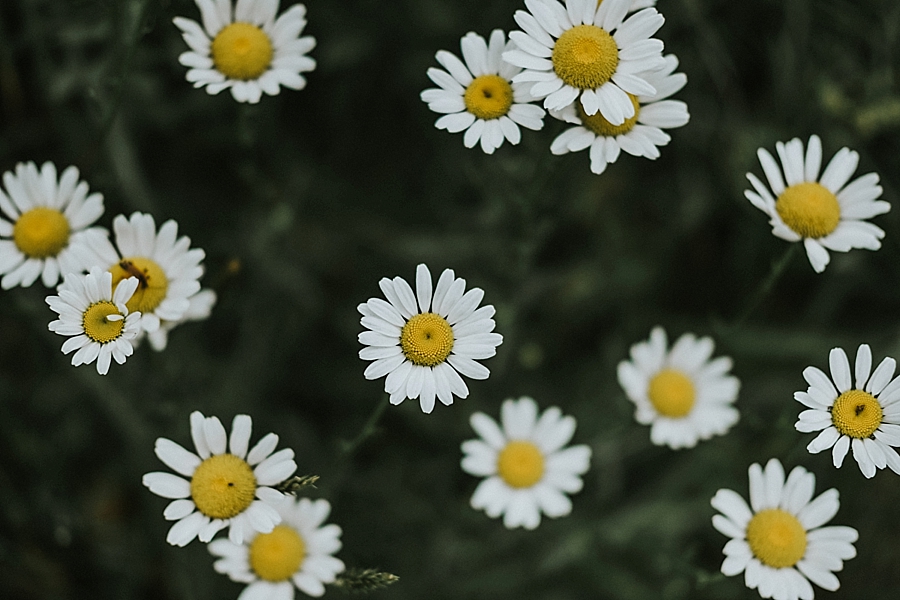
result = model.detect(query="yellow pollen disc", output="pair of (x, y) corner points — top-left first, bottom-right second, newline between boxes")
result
(552, 25), (619, 90)
(647, 369), (696, 418)
(831, 389), (883, 439)
(82, 302), (125, 343)
(464, 74), (514, 120)
(109, 257), (169, 314)
(578, 94), (640, 136)
(190, 454), (257, 519)
(13, 207), (70, 258)
(746, 509), (807, 568)
(211, 22), (273, 80)
(775, 182), (841, 239)
(497, 440), (545, 488)
(249, 525), (306, 582)
(400, 312), (454, 367)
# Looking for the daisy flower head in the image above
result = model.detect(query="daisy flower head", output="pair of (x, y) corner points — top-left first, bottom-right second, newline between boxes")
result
(173, 0), (316, 104)
(420, 29), (545, 154)
(143, 411), (298, 547)
(461, 397), (591, 530)
(617, 327), (740, 449)
(744, 134), (889, 273)
(711, 458), (858, 600)
(209, 497), (345, 598)
(0, 161), (105, 289)
(357, 264), (502, 414)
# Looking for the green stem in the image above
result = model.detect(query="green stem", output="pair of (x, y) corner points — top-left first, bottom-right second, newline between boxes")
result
(726, 243), (798, 332)
(338, 397), (388, 462)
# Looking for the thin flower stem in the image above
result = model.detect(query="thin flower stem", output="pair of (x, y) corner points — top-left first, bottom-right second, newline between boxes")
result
(726, 243), (798, 333)
(337, 396), (389, 462)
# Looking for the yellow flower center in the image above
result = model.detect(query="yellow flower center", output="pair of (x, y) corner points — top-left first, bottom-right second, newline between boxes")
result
(746, 509), (807, 568)
(82, 301), (125, 343)
(13, 207), (70, 258)
(578, 94), (640, 136)
(647, 369), (695, 418)
(109, 257), (169, 315)
(552, 25), (619, 90)
(831, 389), (883, 439)
(211, 22), (273, 80)
(249, 524), (306, 582)
(497, 440), (545, 488)
(400, 312), (454, 367)
(190, 454), (257, 519)
(463, 74), (514, 120)
(775, 182), (841, 239)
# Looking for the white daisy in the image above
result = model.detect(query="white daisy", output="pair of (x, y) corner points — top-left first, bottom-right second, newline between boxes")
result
(209, 497), (345, 598)
(173, 0), (316, 104)
(503, 0), (667, 123)
(45, 267), (142, 375)
(142, 411), (298, 547)
(420, 30), (545, 154)
(0, 161), (106, 289)
(461, 396), (591, 530)
(357, 263), (502, 414)
(617, 327), (740, 449)
(549, 53), (688, 174)
(711, 458), (858, 600)
(146, 288), (218, 351)
(744, 134), (889, 273)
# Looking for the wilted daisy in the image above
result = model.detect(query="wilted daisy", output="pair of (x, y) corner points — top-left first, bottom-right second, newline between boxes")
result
(461, 396), (591, 530)
(45, 267), (141, 375)
(0, 161), (105, 289)
(143, 411), (297, 546)
(357, 263), (502, 414)
(173, 0), (316, 104)
(744, 134), (889, 273)
(617, 327), (740, 449)
(795, 344), (900, 478)
(420, 30), (545, 154)
(503, 0), (666, 123)
(711, 458), (858, 599)
(209, 497), (345, 598)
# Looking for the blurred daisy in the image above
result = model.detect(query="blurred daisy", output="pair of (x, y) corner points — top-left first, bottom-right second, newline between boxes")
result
(0, 161), (105, 289)
(503, 0), (666, 123)
(173, 0), (316, 104)
(795, 344), (900, 478)
(357, 263), (502, 414)
(420, 29), (545, 154)
(143, 411), (297, 546)
(45, 267), (141, 375)
(711, 458), (858, 600)
(617, 327), (740, 449)
(549, 54), (688, 174)
(461, 396), (591, 530)
(145, 288), (217, 351)
(744, 134), (889, 273)
(210, 497), (345, 598)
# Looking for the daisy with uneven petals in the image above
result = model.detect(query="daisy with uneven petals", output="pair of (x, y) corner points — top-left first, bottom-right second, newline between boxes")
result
(711, 458), (858, 600)
(209, 497), (345, 598)
(145, 288), (218, 351)
(142, 411), (297, 546)
(744, 134), (889, 273)
(357, 264), (502, 414)
(173, 0), (316, 104)
(617, 327), (740, 449)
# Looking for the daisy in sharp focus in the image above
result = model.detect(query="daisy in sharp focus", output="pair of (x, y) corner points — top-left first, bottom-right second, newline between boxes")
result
(357, 263), (502, 414)
(744, 134), (889, 273)
(711, 458), (858, 600)
(617, 327), (740, 449)
(143, 411), (298, 546)
(461, 396), (591, 530)
(173, 0), (316, 104)
(420, 29), (545, 154)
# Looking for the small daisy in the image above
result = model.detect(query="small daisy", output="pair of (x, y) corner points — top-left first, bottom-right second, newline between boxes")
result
(711, 458), (858, 600)
(357, 263), (502, 414)
(744, 134), (889, 273)
(795, 344), (900, 478)
(45, 267), (142, 375)
(209, 497), (345, 598)
(146, 288), (218, 351)
(461, 397), (591, 530)
(173, 0), (316, 104)
(0, 161), (106, 289)
(420, 30), (545, 154)
(617, 327), (740, 449)
(143, 411), (297, 547)
(503, 0), (667, 123)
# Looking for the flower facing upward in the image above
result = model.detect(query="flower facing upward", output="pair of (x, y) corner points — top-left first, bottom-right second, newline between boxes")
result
(711, 458), (858, 600)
